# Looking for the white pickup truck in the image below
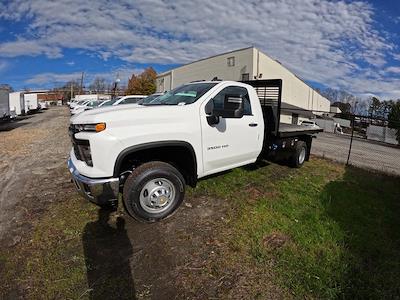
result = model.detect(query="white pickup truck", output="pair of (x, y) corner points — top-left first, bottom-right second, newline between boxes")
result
(68, 79), (322, 222)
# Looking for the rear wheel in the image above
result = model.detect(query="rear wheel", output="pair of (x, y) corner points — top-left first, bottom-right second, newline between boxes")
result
(290, 141), (307, 168)
(123, 161), (185, 222)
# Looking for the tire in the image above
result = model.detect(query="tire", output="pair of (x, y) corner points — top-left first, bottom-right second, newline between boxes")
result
(290, 141), (307, 168)
(122, 161), (185, 222)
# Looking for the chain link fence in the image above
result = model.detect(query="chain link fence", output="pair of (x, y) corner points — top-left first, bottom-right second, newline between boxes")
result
(280, 107), (400, 176)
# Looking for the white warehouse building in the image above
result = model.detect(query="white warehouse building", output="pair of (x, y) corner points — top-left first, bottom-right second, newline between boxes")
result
(156, 47), (331, 125)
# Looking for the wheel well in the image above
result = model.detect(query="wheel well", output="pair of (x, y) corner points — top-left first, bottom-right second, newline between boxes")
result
(114, 143), (197, 187)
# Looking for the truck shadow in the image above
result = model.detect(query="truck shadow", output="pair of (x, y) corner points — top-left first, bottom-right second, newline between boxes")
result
(0, 120), (31, 131)
(320, 167), (400, 298)
(82, 208), (136, 299)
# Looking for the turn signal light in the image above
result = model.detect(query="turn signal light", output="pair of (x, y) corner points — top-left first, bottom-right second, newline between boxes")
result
(95, 123), (106, 132)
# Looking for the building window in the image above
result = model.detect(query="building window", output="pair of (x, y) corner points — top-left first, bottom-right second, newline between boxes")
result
(241, 73), (249, 81)
(227, 56), (235, 67)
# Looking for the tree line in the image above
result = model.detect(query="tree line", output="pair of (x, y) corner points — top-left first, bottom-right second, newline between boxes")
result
(52, 67), (157, 101)
(320, 87), (400, 142)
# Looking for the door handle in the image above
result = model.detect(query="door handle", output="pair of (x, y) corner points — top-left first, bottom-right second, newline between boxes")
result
(249, 123), (258, 127)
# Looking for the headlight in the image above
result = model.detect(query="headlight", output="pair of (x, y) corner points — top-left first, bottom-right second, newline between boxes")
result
(71, 123), (106, 133)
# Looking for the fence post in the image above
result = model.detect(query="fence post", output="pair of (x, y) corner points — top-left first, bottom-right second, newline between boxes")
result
(346, 115), (355, 165)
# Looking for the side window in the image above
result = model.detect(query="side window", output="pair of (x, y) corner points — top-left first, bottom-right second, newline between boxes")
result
(211, 86), (252, 115)
(87, 100), (100, 107)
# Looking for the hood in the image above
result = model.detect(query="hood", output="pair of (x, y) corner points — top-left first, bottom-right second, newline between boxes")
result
(70, 103), (194, 125)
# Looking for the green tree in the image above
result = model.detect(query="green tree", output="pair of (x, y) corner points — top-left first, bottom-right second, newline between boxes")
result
(368, 97), (381, 118)
(388, 101), (400, 144)
(126, 67), (157, 95)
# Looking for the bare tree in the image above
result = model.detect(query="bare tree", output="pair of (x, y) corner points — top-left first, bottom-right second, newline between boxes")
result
(89, 77), (107, 93)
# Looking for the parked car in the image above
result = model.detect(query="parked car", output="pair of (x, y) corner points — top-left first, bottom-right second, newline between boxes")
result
(139, 93), (164, 104)
(38, 101), (49, 110)
(70, 100), (104, 115)
(68, 79), (323, 222)
(97, 99), (114, 107)
(70, 99), (88, 109)
(300, 120), (320, 129)
(100, 95), (147, 107)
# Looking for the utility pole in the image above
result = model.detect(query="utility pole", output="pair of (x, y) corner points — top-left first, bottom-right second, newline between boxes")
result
(80, 72), (84, 95)
(70, 82), (74, 100)
(112, 73), (121, 99)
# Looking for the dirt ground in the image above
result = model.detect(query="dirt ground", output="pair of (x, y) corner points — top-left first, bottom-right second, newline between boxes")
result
(0, 108), (71, 244)
(0, 107), (286, 299)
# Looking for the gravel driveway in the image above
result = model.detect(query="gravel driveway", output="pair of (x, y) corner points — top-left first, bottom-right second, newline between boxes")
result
(0, 107), (71, 242)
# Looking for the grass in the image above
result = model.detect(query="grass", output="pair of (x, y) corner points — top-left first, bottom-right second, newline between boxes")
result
(0, 196), (99, 299)
(1, 158), (400, 299)
(193, 158), (400, 299)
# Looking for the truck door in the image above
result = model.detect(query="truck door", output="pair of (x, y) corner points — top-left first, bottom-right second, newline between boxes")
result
(200, 85), (261, 175)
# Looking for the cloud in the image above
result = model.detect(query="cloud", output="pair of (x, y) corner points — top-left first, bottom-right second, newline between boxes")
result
(25, 72), (83, 85)
(0, 0), (399, 98)
(393, 53), (400, 61)
(0, 39), (62, 58)
(66, 61), (75, 66)
(24, 66), (143, 87)
(386, 67), (400, 74)
(0, 60), (7, 72)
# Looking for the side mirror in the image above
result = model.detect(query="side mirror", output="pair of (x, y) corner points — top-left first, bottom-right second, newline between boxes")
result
(205, 100), (214, 115)
(205, 100), (220, 125)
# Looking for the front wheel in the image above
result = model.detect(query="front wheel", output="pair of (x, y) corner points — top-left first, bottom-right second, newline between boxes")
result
(122, 161), (185, 222)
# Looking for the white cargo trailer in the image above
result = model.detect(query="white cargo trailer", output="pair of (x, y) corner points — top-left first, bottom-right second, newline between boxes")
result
(9, 91), (25, 115)
(24, 93), (39, 113)
(0, 87), (10, 121)
(156, 47), (331, 125)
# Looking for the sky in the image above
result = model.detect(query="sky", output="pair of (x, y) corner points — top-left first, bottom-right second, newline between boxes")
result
(0, 0), (399, 99)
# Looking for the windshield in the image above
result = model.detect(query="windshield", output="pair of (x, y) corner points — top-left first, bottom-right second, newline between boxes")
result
(144, 83), (217, 106)
(87, 100), (102, 107)
(101, 99), (118, 106)
(140, 94), (162, 104)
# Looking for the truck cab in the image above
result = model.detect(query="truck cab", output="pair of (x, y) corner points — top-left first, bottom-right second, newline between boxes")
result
(68, 80), (320, 222)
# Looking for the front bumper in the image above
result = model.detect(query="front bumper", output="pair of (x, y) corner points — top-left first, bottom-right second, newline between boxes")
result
(67, 158), (119, 206)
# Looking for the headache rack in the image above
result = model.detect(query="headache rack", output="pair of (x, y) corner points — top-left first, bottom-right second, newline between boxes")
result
(242, 79), (323, 138)
(241, 79), (282, 137)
